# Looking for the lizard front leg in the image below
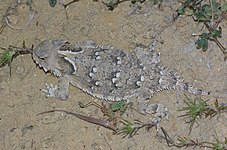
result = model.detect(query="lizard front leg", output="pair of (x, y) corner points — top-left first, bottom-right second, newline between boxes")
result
(42, 77), (70, 100)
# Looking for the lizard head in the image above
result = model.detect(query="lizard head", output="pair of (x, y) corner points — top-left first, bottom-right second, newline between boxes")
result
(33, 39), (75, 77)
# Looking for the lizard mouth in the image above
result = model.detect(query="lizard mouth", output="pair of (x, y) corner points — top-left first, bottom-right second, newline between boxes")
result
(32, 53), (49, 72)
(31, 39), (71, 77)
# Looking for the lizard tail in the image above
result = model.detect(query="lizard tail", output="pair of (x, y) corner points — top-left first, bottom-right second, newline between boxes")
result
(157, 66), (210, 95)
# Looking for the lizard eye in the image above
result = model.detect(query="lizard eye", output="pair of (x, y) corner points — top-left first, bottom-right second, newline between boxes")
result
(39, 57), (46, 60)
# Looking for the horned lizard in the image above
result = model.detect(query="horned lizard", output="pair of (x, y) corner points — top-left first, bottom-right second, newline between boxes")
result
(32, 39), (209, 126)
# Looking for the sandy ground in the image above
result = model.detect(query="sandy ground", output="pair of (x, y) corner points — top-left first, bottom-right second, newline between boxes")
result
(0, 0), (226, 149)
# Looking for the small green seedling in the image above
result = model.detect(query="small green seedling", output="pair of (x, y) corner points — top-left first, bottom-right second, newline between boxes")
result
(160, 128), (227, 149)
(179, 95), (227, 134)
(207, 136), (227, 150)
(117, 119), (140, 138)
(0, 46), (19, 76)
(174, 135), (227, 149)
(0, 42), (32, 76)
(110, 99), (133, 115)
(116, 119), (156, 138)
(178, 94), (209, 134)
(110, 100), (126, 111)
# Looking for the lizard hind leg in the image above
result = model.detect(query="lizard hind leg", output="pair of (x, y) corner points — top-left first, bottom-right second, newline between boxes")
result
(136, 89), (168, 131)
(137, 100), (168, 132)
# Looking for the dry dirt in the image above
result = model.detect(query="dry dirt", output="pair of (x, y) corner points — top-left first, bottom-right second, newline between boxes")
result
(0, 0), (226, 150)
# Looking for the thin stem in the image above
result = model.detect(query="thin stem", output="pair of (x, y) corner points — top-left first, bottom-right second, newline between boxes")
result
(209, 0), (214, 27)
(37, 109), (116, 131)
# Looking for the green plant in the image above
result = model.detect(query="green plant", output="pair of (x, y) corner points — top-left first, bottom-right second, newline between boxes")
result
(26, 0), (33, 10)
(160, 127), (227, 150)
(204, 99), (227, 118)
(49, 0), (57, 7)
(179, 95), (209, 133)
(116, 119), (142, 138)
(177, 0), (227, 60)
(179, 95), (227, 134)
(195, 26), (222, 51)
(175, 135), (227, 149)
(0, 46), (19, 76)
(110, 99), (133, 115)
(0, 42), (32, 76)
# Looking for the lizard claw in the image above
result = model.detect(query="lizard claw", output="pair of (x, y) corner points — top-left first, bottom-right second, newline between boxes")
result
(41, 83), (58, 97)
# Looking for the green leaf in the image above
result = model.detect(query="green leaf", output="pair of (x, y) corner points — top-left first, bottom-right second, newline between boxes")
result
(49, 0), (57, 7)
(202, 4), (211, 13)
(110, 100), (126, 112)
(0, 49), (14, 67)
(177, 6), (185, 15)
(210, 27), (222, 39)
(105, 0), (119, 7)
(26, 0), (33, 10)
(196, 35), (209, 51)
(194, 9), (210, 22)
